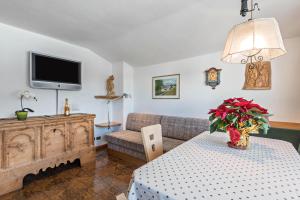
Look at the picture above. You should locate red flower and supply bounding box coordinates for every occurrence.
[224,98,235,104]
[208,104,236,120]
[233,100,252,107]
[227,127,241,145]
[236,97,247,102]
[224,97,247,104]
[246,103,268,114]
[217,105,233,119]
[208,108,219,114]
[239,115,250,123]
[208,106,227,117]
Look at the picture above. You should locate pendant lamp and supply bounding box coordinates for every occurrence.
[221,0,286,64]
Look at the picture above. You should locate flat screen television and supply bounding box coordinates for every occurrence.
[30,52,82,90]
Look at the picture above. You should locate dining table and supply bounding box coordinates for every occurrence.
[128,131,300,200]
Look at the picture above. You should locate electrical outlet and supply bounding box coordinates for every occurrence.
[95,136,101,141]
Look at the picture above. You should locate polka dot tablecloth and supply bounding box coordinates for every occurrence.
[128,131,300,200]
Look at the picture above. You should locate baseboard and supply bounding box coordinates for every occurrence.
[95,143,108,151]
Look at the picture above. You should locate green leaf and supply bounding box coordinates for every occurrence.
[226,114,233,121]
[216,120,229,132]
[232,116,238,124]
[226,114,238,124]
[245,120,253,127]
[210,123,217,133]
[217,129,227,133]
[248,107,262,113]
[262,113,273,117]
[210,118,221,133]
[209,114,215,122]
[260,123,270,135]
[259,117,269,123]
[246,111,260,117]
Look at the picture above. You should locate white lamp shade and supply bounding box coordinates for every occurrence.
[222,18,287,63]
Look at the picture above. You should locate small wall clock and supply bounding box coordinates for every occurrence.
[205,67,222,89]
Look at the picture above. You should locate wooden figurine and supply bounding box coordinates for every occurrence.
[106,75,115,97]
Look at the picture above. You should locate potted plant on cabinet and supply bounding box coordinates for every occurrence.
[15,90,37,120]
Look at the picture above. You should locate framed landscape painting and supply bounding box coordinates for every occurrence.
[152,74,180,99]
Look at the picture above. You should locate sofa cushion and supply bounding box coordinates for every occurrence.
[106,130,185,155]
[107,143,146,161]
[161,116,209,141]
[162,137,184,152]
[126,113,162,132]
[105,130,144,153]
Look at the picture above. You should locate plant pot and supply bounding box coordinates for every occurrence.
[16,111,28,121]
[227,131,250,150]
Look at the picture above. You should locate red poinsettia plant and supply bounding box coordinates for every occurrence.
[208,98,271,145]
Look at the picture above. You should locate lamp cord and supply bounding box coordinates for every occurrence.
[105,93,129,130]
[56,89,58,115]
[250,0,253,20]
[107,100,111,130]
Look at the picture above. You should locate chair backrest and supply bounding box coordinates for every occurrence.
[141,124,163,162]
[116,193,127,200]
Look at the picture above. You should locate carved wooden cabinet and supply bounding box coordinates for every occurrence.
[0,114,96,196]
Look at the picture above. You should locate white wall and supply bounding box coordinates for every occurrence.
[111,62,134,129]
[134,37,300,123]
[112,62,124,124]
[0,23,112,128]
[122,62,134,127]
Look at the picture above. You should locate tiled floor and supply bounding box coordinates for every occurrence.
[0,150,143,200]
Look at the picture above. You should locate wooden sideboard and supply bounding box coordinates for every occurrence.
[0,114,96,196]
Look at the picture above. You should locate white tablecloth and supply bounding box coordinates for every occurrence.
[128,131,300,200]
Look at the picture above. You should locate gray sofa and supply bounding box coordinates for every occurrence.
[105,113,209,161]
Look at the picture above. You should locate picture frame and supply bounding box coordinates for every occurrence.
[152,74,180,99]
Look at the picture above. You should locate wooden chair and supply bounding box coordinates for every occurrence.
[141,124,163,162]
[116,193,127,200]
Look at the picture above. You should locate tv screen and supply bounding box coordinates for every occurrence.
[30,52,81,90]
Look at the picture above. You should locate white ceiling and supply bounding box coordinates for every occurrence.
[0,0,299,67]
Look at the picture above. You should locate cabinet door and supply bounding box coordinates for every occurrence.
[3,127,38,168]
[43,124,67,158]
[70,121,91,151]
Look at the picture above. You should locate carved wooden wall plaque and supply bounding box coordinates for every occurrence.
[243,61,271,90]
